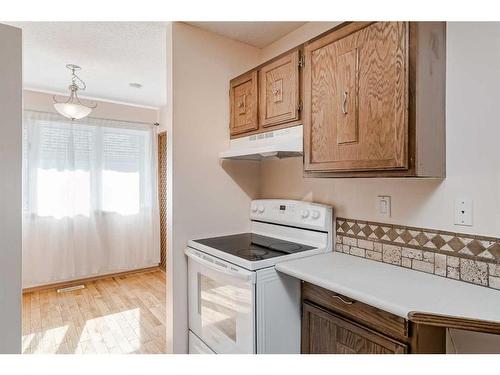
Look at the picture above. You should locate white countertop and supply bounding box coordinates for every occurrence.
[275,252,500,324]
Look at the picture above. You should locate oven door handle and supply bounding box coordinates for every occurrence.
[185,247,256,283]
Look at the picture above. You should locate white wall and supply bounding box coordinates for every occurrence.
[24,89,159,124]
[166,22,262,353]
[260,22,500,238]
[0,23,22,353]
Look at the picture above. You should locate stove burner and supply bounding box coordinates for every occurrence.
[268,242,302,252]
[193,233,317,264]
[236,249,269,259]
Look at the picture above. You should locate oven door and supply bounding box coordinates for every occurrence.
[186,247,256,354]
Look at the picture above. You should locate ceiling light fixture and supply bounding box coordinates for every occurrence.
[53,64,97,120]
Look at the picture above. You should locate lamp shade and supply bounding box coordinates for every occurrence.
[54,102,92,120]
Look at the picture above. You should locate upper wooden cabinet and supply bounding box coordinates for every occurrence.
[303,22,446,177]
[228,22,446,177]
[259,50,300,128]
[229,49,302,138]
[229,71,258,136]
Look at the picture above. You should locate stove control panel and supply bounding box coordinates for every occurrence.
[250,199,332,232]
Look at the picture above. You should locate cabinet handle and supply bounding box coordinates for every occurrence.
[333,294,354,305]
[237,94,247,114]
[342,91,348,115]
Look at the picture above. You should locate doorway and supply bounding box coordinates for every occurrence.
[8,21,169,354]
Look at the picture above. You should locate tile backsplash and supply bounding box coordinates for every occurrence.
[336,218,500,290]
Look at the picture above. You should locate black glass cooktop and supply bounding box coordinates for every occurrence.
[193,233,315,262]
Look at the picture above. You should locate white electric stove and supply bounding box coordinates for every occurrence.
[186,199,333,354]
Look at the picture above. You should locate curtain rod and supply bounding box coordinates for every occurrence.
[24,109,160,127]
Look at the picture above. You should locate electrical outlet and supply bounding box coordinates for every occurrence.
[454,198,473,226]
[377,196,391,219]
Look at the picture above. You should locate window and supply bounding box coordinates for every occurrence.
[23,111,156,219]
[22,110,160,287]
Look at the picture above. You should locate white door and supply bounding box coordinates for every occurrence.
[186,248,256,354]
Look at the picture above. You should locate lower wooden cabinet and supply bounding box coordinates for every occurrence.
[301,282,446,354]
[302,302,407,354]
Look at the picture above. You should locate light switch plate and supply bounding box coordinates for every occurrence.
[377,196,391,219]
[454,198,473,226]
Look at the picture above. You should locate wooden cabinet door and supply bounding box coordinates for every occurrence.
[259,50,300,127]
[304,22,408,172]
[301,303,407,354]
[230,71,258,136]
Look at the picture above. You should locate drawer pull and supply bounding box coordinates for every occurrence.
[333,294,354,305]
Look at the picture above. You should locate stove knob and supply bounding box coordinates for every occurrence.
[311,210,320,220]
[251,203,258,213]
[258,205,265,213]
[301,209,310,219]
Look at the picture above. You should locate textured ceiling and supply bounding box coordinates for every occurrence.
[7,22,167,107]
[187,22,306,48]
[8,22,307,107]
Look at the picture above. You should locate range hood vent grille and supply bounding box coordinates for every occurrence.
[219,125,303,161]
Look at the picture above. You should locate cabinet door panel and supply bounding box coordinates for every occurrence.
[335,47,358,145]
[308,304,337,353]
[230,71,258,136]
[302,303,407,354]
[259,50,300,127]
[355,21,407,169]
[304,22,408,172]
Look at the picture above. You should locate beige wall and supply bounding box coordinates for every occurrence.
[260,22,500,239]
[157,105,168,134]
[23,89,159,124]
[258,21,500,353]
[260,22,340,62]
[0,23,22,353]
[161,20,173,350]
[166,22,262,353]
[165,21,500,353]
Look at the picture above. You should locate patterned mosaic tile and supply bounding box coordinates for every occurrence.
[336,218,500,261]
[336,218,500,290]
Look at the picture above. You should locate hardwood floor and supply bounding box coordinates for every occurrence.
[22,270,166,354]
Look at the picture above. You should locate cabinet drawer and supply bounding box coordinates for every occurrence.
[302,282,408,340]
[302,302,407,354]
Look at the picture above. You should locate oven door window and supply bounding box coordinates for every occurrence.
[188,256,255,354]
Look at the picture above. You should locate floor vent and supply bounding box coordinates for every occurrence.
[57,284,85,293]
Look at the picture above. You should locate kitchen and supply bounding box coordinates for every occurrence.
[171,21,500,354]
[1,2,500,371]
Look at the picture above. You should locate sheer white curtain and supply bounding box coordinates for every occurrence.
[22,110,160,287]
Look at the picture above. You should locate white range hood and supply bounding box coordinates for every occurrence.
[219,125,303,160]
